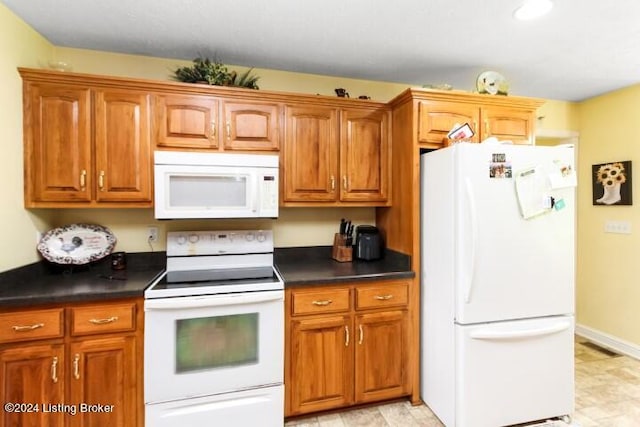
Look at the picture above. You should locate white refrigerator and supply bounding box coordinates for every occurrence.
[420,143,576,427]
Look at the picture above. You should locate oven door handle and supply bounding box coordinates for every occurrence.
[145,292,283,310]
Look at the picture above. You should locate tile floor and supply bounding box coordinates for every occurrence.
[285,337,640,426]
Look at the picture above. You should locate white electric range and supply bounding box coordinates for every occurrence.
[144,229,284,427]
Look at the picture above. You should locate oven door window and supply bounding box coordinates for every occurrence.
[176,313,258,373]
[169,174,249,208]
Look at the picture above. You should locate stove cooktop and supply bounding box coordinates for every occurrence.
[144,267,284,299]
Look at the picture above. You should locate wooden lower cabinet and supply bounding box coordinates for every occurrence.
[289,315,353,414]
[354,310,408,403]
[285,280,410,417]
[0,344,65,427]
[0,299,142,427]
[68,336,137,427]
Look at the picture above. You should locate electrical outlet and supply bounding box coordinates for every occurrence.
[147,226,159,243]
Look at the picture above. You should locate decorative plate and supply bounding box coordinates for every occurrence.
[37,224,117,265]
[476,71,509,95]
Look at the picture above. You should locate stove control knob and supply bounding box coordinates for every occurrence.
[176,235,187,245]
[245,232,255,241]
[257,232,266,242]
[188,234,199,244]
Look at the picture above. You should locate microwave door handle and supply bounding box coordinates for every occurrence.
[253,190,258,213]
[251,174,258,213]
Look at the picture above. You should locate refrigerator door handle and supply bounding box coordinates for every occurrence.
[469,320,572,341]
[463,178,478,303]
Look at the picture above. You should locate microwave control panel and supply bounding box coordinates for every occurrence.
[260,171,279,216]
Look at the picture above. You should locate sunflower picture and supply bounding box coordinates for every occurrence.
[592,161,632,205]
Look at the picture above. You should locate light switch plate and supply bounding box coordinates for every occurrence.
[604,220,632,234]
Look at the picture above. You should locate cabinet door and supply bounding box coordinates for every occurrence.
[68,336,137,427]
[25,85,91,204]
[354,310,408,403]
[340,109,390,203]
[417,101,480,146]
[283,106,339,202]
[222,101,280,151]
[289,315,353,415]
[94,90,152,203]
[481,107,535,145]
[0,344,65,427]
[154,95,219,149]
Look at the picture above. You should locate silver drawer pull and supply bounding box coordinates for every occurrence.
[12,323,45,332]
[89,316,118,325]
[374,294,394,301]
[312,300,332,306]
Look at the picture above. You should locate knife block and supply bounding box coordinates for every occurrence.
[332,233,352,262]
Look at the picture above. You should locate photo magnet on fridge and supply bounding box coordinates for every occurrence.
[489,162,512,178]
[447,122,475,140]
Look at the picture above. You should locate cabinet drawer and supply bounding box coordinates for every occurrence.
[70,302,136,336]
[291,288,350,315]
[0,308,64,344]
[355,282,409,310]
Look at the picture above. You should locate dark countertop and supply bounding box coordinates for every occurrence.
[0,247,413,307]
[0,252,165,308]
[275,246,414,286]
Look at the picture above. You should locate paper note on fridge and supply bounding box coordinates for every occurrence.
[515,167,552,219]
[548,163,577,189]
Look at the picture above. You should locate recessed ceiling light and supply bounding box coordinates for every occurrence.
[514,0,553,20]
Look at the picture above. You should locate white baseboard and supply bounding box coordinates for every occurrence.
[575,323,640,360]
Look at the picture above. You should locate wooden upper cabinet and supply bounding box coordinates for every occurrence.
[25,84,92,204]
[481,107,535,145]
[283,104,391,206]
[154,95,280,151]
[154,94,219,149]
[283,105,339,202]
[222,101,280,151]
[418,101,480,146]
[94,90,152,203]
[22,79,152,207]
[340,108,390,203]
[416,97,538,148]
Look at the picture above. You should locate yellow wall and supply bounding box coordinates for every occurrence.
[576,84,640,345]
[537,99,580,132]
[0,4,55,272]
[54,47,409,102]
[53,207,375,253]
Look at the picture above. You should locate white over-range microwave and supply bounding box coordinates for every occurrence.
[154,151,279,219]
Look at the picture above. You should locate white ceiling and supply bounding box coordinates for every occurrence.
[3,0,640,101]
